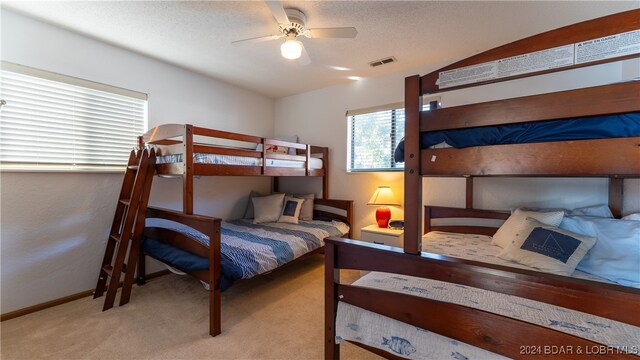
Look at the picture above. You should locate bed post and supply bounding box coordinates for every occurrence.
[209,217,222,336]
[322,147,329,199]
[609,177,623,218]
[423,206,432,234]
[183,124,194,214]
[466,177,474,209]
[404,75,422,255]
[137,135,144,150]
[324,241,340,360]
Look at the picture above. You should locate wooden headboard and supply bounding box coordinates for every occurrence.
[424,206,510,236]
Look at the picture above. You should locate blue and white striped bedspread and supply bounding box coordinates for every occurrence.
[220,220,346,279]
[144,218,348,282]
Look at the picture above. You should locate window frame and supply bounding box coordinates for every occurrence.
[0,62,148,173]
[346,98,441,173]
[346,102,405,173]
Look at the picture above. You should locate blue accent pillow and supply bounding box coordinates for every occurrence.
[498,217,596,276]
[560,215,640,288]
[520,228,581,263]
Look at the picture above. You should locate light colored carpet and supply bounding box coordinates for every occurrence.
[1,256,381,360]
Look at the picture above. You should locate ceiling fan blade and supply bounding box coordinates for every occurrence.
[264,1,290,25]
[298,42,311,66]
[306,27,358,39]
[232,34,284,45]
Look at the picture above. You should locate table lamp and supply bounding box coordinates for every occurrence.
[367,186,400,228]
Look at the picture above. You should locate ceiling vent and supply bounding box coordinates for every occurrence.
[369,56,397,67]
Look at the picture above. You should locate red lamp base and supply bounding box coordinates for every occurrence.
[376,206,391,228]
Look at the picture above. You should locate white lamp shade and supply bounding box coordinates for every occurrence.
[367,186,400,206]
[280,38,303,59]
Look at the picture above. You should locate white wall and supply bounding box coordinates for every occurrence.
[0,11,274,314]
[275,58,640,240]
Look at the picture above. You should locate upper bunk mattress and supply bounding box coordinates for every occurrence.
[336,231,639,359]
[156,153,323,169]
[143,218,348,290]
[394,112,640,162]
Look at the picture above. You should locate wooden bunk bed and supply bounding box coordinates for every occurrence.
[326,9,640,359]
[137,123,331,214]
[133,124,353,337]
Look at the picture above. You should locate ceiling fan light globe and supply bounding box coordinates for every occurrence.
[280,39,303,60]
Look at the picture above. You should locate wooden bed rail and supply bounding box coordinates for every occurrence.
[336,283,634,359]
[139,124,327,156]
[422,137,640,177]
[324,238,640,359]
[314,199,354,238]
[424,206,510,236]
[421,81,640,132]
[139,206,222,336]
[420,9,640,94]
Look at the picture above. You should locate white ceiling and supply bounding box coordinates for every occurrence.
[3,1,638,98]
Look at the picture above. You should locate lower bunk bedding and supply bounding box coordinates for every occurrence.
[335,231,640,359]
[144,218,349,290]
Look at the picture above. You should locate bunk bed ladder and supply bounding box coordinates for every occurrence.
[93,147,156,311]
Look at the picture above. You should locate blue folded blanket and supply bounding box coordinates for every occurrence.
[394,112,640,162]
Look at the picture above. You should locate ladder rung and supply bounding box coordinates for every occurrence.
[127,165,139,171]
[102,265,113,277]
[119,199,131,206]
[110,234,122,243]
[102,264,127,277]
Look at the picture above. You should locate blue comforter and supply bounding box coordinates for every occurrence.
[394,112,640,162]
[143,218,348,290]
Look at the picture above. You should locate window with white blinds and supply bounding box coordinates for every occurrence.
[0,62,147,171]
[347,104,406,172]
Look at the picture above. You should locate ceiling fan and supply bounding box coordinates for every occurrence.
[232,1,358,65]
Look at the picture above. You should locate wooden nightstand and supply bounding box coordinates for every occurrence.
[360,224,404,247]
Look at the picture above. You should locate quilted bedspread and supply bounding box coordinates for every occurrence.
[143,218,348,290]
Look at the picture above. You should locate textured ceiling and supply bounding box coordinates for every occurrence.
[3,1,639,98]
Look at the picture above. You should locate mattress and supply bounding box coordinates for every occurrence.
[156,153,324,169]
[335,232,640,359]
[394,112,640,162]
[421,231,612,283]
[143,218,348,290]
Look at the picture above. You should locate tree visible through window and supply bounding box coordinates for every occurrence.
[347,106,405,172]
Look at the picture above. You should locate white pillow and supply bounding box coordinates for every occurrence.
[253,193,285,224]
[492,208,564,248]
[511,204,613,218]
[622,213,640,221]
[498,217,597,276]
[278,196,305,224]
[561,215,640,287]
[243,190,267,219]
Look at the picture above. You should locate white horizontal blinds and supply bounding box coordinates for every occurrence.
[1,66,147,170]
[348,106,405,172]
